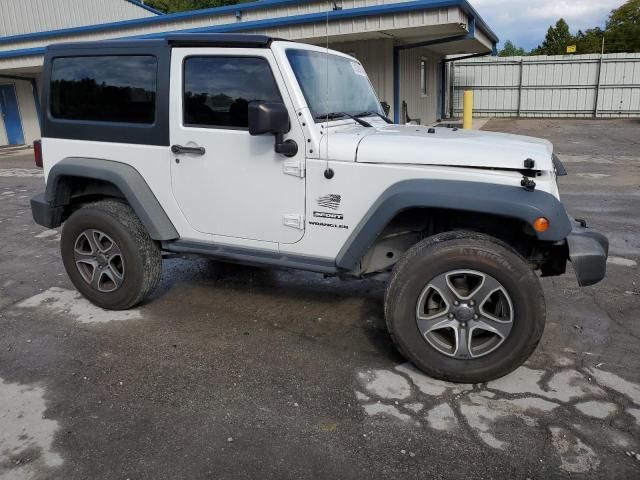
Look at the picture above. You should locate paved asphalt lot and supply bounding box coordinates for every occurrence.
[1,119,639,479]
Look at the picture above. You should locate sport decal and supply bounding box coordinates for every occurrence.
[313,211,343,220]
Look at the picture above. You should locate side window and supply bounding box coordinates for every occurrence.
[183,56,282,129]
[50,55,157,124]
[420,57,429,96]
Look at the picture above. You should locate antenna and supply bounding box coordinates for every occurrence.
[325,1,330,172]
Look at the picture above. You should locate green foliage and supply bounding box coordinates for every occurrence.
[145,0,243,13]
[498,40,527,57]
[531,19,573,55]
[528,1,639,55]
[574,27,605,54]
[605,0,640,52]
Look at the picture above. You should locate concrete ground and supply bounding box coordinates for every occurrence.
[1,119,639,480]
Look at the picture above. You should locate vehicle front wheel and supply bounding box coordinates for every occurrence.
[385,231,545,383]
[61,200,162,310]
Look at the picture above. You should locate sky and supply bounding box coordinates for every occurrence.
[473,0,624,50]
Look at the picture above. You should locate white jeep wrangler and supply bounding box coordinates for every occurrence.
[31,34,608,382]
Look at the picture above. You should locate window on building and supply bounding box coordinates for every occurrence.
[420,57,429,96]
[50,55,157,124]
[183,57,282,129]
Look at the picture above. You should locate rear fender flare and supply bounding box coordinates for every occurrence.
[46,157,178,241]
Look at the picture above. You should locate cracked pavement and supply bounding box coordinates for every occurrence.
[1,119,639,479]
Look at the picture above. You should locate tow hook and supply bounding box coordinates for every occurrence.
[521,176,536,191]
[575,217,588,228]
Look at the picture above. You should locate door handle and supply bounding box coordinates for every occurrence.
[171,144,205,155]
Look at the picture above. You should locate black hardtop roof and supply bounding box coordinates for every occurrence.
[45,33,283,52]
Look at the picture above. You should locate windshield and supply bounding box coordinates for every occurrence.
[286,49,383,122]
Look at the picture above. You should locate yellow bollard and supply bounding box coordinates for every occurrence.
[462,90,473,129]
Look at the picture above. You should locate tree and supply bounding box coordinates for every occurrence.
[531,18,573,55]
[605,0,640,52]
[574,27,605,54]
[498,40,527,57]
[145,0,243,13]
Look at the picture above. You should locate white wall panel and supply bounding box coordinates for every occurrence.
[0,0,156,37]
[451,53,640,118]
[399,47,441,124]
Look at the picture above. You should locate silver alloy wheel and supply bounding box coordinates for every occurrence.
[73,229,125,293]
[415,269,513,359]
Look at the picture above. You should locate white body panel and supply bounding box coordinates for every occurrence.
[40,40,561,267]
[42,138,209,243]
[281,159,556,261]
[346,123,553,171]
[169,47,306,245]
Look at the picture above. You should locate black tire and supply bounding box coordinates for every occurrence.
[385,231,545,383]
[61,200,162,310]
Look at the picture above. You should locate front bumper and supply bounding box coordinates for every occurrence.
[566,226,609,286]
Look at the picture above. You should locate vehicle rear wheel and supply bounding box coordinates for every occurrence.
[385,231,545,383]
[61,200,162,310]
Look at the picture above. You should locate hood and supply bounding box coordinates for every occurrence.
[320,123,554,171]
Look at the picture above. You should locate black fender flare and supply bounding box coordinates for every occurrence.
[45,157,178,241]
[335,179,572,270]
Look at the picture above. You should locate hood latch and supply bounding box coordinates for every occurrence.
[521,176,536,192]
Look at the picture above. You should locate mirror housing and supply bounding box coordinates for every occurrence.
[381,101,391,117]
[248,101,298,157]
[248,101,289,135]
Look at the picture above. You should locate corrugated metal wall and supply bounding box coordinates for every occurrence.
[399,47,441,124]
[0,0,156,38]
[450,53,640,118]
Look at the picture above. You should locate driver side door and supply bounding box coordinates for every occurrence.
[169,48,306,244]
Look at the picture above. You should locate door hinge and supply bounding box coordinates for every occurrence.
[283,213,305,230]
[283,159,305,178]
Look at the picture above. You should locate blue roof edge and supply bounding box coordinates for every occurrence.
[0,0,498,58]
[0,0,308,45]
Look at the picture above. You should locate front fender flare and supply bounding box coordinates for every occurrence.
[45,157,178,241]
[336,179,572,270]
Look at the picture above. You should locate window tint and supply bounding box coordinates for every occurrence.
[183,57,282,128]
[50,56,157,124]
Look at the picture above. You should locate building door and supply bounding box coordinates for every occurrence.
[169,48,306,244]
[0,85,25,145]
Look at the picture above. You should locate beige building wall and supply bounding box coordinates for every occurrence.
[0,0,156,38]
[399,47,442,124]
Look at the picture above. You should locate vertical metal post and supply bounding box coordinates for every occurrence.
[463,90,473,129]
[594,36,605,118]
[516,58,524,117]
[439,61,446,120]
[393,47,400,124]
[449,61,455,118]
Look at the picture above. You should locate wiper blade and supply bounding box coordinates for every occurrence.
[355,111,393,124]
[315,112,372,127]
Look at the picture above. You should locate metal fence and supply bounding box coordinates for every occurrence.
[449,53,640,118]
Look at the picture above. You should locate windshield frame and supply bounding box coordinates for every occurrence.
[284,48,384,124]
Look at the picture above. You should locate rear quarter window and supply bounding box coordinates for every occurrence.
[50,55,157,124]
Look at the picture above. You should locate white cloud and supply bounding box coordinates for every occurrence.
[473,0,622,49]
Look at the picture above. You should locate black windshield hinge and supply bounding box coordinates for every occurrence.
[521,176,536,192]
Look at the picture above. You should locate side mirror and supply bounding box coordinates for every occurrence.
[381,101,391,117]
[248,101,298,157]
